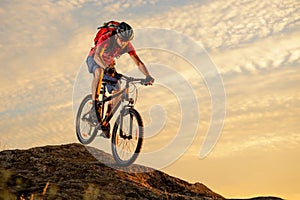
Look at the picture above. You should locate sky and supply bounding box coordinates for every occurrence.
[1,0,300,199]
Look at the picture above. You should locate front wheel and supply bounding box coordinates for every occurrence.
[111,108,144,166]
[76,94,98,144]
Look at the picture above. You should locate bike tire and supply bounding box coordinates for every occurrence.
[76,94,98,144]
[111,108,144,167]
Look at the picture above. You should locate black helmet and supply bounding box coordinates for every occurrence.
[116,22,134,41]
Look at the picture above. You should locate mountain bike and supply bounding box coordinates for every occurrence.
[76,74,147,166]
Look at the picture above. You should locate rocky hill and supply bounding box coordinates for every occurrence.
[0,143,282,200]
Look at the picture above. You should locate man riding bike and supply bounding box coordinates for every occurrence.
[86,21,154,138]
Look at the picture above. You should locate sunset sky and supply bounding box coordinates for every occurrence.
[1,0,300,199]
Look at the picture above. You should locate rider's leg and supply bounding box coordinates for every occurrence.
[86,55,105,124]
[90,67,104,123]
[92,68,104,101]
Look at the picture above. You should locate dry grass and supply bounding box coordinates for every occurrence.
[0,169,16,200]
[0,169,60,200]
[0,169,117,200]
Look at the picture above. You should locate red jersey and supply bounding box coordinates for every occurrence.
[89,32,136,65]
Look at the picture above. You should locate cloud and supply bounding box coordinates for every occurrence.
[128,0,300,76]
[205,66,300,158]
[1,0,299,86]
[212,30,300,74]
[0,1,71,50]
[0,70,76,149]
[139,0,300,50]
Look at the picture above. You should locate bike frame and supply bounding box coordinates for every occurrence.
[96,75,144,137]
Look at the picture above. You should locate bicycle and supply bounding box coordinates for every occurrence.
[76,73,147,166]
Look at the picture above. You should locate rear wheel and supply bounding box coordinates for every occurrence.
[76,94,98,144]
[111,108,144,166]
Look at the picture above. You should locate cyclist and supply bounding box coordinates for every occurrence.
[86,21,154,138]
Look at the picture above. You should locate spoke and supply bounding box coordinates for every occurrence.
[117,138,124,148]
[80,101,93,139]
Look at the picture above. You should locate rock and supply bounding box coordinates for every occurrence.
[0,143,282,200]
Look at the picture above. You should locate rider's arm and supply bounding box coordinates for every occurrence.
[130,54,150,76]
[130,54,154,84]
[94,45,107,69]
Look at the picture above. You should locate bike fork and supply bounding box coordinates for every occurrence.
[119,107,134,139]
[119,109,124,137]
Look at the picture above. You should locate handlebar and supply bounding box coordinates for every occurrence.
[120,74,148,85]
